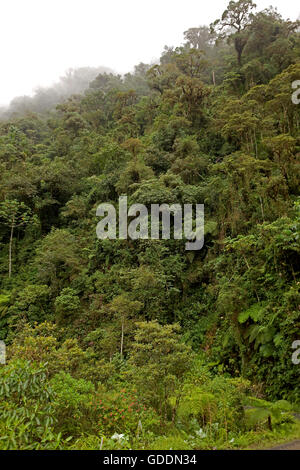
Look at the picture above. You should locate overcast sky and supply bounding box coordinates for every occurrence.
[0,0,299,105]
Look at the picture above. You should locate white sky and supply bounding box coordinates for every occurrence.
[0,0,299,105]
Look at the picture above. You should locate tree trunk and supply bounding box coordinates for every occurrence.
[120,319,124,359]
[9,221,14,278]
[237,49,242,66]
[267,415,272,431]
[234,36,244,66]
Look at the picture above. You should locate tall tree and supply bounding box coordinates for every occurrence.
[0,200,32,277]
[108,294,142,358]
[183,26,214,51]
[211,0,256,65]
[129,321,192,420]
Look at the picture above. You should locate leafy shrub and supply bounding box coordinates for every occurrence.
[245,397,295,430]
[92,387,160,436]
[0,360,61,449]
[50,371,95,436]
[55,288,81,323]
[174,385,218,428]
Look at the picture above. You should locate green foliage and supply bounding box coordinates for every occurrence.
[0,360,61,449]
[8,322,98,380]
[245,397,295,430]
[92,387,160,436]
[50,371,95,436]
[55,288,81,323]
[150,433,189,450]
[129,321,192,418]
[0,2,299,449]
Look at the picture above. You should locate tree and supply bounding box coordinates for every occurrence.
[173,48,207,79]
[121,138,143,160]
[129,321,192,420]
[34,229,81,291]
[107,294,142,358]
[184,26,214,51]
[55,288,81,324]
[211,0,256,65]
[0,199,32,277]
[243,8,300,74]
[175,75,210,123]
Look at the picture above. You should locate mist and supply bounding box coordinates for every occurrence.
[0,66,113,118]
[0,0,298,114]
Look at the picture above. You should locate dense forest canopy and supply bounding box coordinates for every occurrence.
[0,0,299,450]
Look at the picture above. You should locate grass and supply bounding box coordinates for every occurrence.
[239,422,300,450]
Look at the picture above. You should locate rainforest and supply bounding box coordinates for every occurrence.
[0,0,299,451]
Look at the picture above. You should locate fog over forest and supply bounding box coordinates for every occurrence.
[0,67,113,118]
[0,0,300,453]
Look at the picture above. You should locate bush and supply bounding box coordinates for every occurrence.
[50,371,95,436]
[0,360,62,449]
[91,386,160,436]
